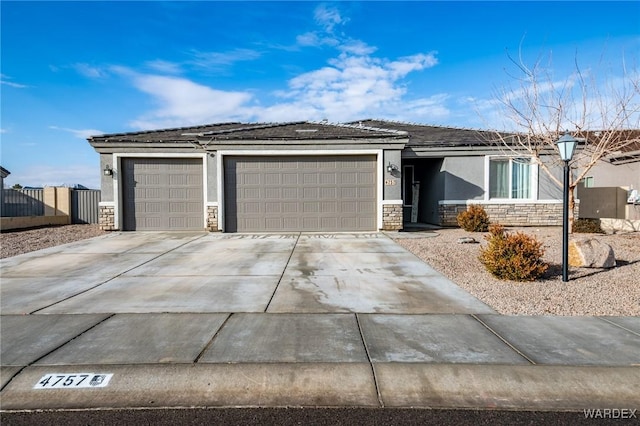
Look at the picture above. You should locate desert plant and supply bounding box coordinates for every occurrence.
[457,204,490,232]
[573,218,605,234]
[479,224,548,281]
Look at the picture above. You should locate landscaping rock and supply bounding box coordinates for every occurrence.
[457,237,479,244]
[569,238,616,268]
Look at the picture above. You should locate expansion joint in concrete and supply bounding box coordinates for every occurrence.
[264,232,301,312]
[0,313,116,393]
[471,314,536,365]
[29,233,210,315]
[598,317,640,338]
[355,313,384,408]
[194,314,233,363]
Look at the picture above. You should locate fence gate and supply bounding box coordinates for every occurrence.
[71,189,101,224]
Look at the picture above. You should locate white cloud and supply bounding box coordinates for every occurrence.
[50,126,105,139]
[113,5,446,128]
[118,45,443,126]
[314,4,347,33]
[188,48,262,69]
[73,63,108,79]
[0,74,28,88]
[263,51,441,122]
[296,32,338,48]
[145,60,183,74]
[0,128,7,134]
[127,74,254,129]
[338,40,377,56]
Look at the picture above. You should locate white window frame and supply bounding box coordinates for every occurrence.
[484,155,538,201]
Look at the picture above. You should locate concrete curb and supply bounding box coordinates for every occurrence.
[0,363,379,410]
[2,363,639,411]
[374,364,640,410]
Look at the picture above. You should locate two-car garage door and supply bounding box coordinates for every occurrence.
[224,155,377,232]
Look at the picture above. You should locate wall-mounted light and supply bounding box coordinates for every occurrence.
[104,164,113,176]
[386,162,399,173]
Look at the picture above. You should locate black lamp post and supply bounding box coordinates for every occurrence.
[556,132,578,282]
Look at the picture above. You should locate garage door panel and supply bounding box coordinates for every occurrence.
[282,173,299,185]
[224,155,376,232]
[122,158,203,231]
[282,187,298,198]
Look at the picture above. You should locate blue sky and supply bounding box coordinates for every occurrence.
[1,1,638,189]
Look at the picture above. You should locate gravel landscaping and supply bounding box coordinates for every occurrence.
[0,224,106,259]
[1,224,638,316]
[392,227,640,316]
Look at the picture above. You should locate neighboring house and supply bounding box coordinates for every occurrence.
[0,166,9,187]
[88,120,574,232]
[579,139,640,191]
[577,136,640,220]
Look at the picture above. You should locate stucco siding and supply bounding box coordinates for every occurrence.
[584,160,640,189]
[442,157,484,200]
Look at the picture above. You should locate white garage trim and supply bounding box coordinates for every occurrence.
[217,150,384,231]
[111,153,208,230]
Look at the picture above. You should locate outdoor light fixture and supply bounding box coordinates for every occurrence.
[556,131,578,162]
[556,131,578,282]
[386,162,398,173]
[103,164,113,176]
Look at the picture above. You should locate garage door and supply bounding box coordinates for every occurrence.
[224,155,377,232]
[121,158,203,231]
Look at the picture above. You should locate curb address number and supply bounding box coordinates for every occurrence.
[34,373,113,389]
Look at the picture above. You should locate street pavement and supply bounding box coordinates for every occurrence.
[1,232,638,411]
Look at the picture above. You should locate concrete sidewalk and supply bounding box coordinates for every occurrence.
[1,232,639,411]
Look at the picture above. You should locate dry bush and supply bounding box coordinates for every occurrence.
[456,205,490,232]
[479,224,548,281]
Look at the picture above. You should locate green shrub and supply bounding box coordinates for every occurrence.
[456,205,490,232]
[479,224,548,281]
[573,218,604,234]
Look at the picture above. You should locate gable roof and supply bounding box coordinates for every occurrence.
[88,121,407,144]
[348,119,507,148]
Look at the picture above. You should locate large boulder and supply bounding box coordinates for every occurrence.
[569,238,616,268]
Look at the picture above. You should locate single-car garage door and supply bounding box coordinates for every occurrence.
[224,155,377,232]
[121,158,203,231]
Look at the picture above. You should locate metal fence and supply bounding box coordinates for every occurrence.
[1,188,100,224]
[71,189,100,224]
[0,189,44,217]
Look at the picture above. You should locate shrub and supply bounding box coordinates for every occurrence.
[456,205,490,232]
[479,224,548,281]
[573,218,604,234]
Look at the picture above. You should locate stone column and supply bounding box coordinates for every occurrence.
[382,203,403,230]
[98,204,116,231]
[207,205,219,231]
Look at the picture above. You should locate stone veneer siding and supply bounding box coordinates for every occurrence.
[207,205,219,231]
[98,205,116,231]
[382,203,403,230]
[439,202,579,227]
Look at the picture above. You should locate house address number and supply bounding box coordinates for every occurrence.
[384,179,397,186]
[34,373,113,389]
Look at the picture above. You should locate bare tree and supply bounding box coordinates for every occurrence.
[483,50,640,230]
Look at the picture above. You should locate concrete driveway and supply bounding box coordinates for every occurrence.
[2,232,640,411]
[0,232,494,315]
